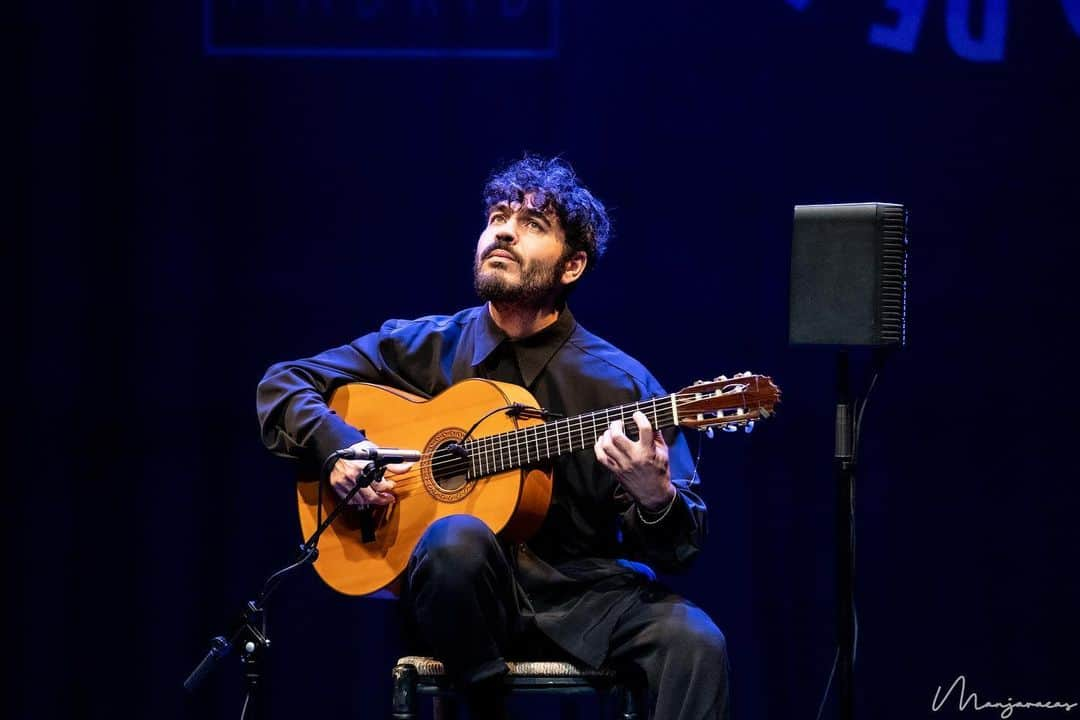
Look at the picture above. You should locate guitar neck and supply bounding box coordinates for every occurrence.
[462,395,677,477]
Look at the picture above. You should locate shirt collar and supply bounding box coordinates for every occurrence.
[470,304,577,386]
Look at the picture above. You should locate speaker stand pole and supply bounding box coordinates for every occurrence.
[835,350,855,720]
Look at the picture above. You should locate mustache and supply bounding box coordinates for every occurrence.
[480,242,522,264]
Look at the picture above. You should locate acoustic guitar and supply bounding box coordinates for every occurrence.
[297,373,780,597]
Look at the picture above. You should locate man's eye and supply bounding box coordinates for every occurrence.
[489,214,505,224]
[527,220,543,230]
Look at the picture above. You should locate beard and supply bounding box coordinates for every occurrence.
[473,246,566,306]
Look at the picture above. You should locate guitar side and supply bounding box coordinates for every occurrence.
[296,379,552,597]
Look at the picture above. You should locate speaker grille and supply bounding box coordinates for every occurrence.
[878,205,908,347]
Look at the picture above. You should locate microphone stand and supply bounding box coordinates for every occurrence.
[183,455,389,717]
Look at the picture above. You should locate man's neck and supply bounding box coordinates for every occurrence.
[487,301,560,340]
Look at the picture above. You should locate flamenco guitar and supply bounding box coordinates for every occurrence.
[297,373,780,597]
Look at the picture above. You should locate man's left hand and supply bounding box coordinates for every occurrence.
[594,411,676,511]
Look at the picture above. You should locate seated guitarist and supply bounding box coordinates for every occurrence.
[257,156,730,720]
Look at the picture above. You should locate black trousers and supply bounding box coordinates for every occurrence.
[399,515,731,720]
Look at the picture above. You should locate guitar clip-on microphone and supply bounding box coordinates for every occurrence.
[335,446,423,464]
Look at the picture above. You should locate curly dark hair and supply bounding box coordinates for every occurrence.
[482,156,610,270]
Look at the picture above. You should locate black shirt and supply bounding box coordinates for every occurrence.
[257,304,709,666]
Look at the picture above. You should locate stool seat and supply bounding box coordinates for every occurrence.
[391,655,645,718]
[396,655,618,680]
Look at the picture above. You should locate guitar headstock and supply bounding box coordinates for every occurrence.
[674,373,781,432]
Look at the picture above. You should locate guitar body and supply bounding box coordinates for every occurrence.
[294,371,780,598]
[296,379,552,597]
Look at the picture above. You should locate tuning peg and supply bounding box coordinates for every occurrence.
[714,374,728,381]
[722,424,737,433]
[744,420,755,434]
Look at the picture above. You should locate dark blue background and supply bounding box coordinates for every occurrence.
[18,2,1080,718]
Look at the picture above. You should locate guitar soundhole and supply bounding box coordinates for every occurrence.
[432,441,469,493]
[421,430,474,503]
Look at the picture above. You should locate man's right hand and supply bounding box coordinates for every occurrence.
[330,440,411,506]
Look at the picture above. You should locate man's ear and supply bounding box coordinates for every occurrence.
[560,250,588,285]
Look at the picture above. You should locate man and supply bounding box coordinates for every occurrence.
[257,156,730,719]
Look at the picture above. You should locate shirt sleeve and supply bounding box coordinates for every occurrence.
[256,321,402,465]
[614,426,708,574]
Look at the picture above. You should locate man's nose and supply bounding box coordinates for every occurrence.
[495,220,518,244]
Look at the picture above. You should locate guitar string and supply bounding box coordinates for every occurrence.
[359,386,770,487]
[355,391,725,479]
[350,386,772,495]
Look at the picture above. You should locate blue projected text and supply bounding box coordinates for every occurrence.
[790,0,1080,62]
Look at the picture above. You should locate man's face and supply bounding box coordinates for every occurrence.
[474,196,575,305]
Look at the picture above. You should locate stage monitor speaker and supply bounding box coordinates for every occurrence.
[789,202,908,347]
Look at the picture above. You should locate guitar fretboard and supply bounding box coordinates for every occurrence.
[461,395,678,478]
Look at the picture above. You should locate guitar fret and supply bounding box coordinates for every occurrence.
[468,390,689,478]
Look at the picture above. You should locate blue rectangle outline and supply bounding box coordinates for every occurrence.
[203,0,560,59]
